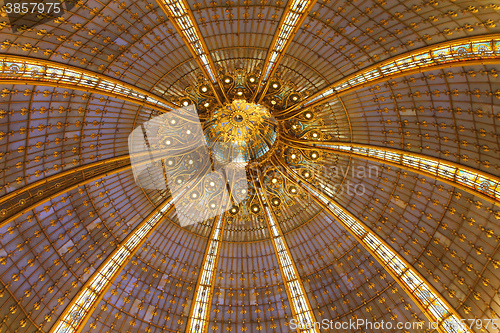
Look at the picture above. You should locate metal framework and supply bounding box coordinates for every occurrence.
[253,0,318,103]
[284,138,500,206]
[155,0,227,104]
[274,156,473,333]
[276,34,500,119]
[0,155,130,207]
[0,55,176,112]
[252,174,319,332]
[50,197,176,333]
[0,279,38,330]
[185,213,227,332]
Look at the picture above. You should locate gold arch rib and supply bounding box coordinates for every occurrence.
[0,155,131,207]
[49,197,176,333]
[251,173,319,332]
[253,0,318,103]
[284,138,500,206]
[0,159,132,230]
[276,34,500,119]
[0,149,195,230]
[0,55,176,112]
[185,213,227,332]
[155,0,227,104]
[274,156,473,333]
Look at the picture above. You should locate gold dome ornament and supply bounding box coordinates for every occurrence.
[204,100,278,165]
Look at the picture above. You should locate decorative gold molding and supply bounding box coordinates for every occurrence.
[277,34,500,119]
[254,0,318,103]
[155,0,227,104]
[0,55,176,112]
[185,213,227,332]
[0,155,130,207]
[0,162,132,230]
[251,173,319,333]
[284,138,500,206]
[274,156,473,333]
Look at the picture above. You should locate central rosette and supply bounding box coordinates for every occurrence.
[204,100,278,165]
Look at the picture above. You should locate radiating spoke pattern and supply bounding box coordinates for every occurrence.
[0,56,175,112]
[277,158,473,333]
[285,138,500,205]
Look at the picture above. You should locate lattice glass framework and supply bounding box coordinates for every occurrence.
[300,35,500,108]
[313,142,500,204]
[187,214,226,332]
[159,0,216,83]
[261,0,315,82]
[258,188,318,333]
[295,179,473,333]
[0,56,175,111]
[51,199,175,333]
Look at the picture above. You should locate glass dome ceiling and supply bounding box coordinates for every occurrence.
[0,1,500,333]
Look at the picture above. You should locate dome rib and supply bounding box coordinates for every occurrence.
[185,213,227,332]
[0,156,131,230]
[0,55,176,112]
[156,0,227,104]
[250,169,319,332]
[276,34,500,120]
[50,197,175,333]
[285,138,500,206]
[252,0,319,103]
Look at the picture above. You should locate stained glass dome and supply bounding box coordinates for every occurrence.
[204,100,278,165]
[1,1,500,333]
